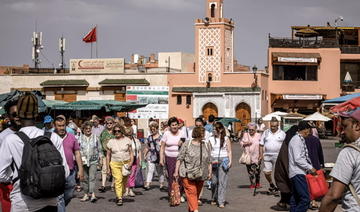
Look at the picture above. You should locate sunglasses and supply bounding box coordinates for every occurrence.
[10,112,18,118]
[113,130,121,133]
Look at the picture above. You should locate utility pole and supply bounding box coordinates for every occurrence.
[59,36,66,69]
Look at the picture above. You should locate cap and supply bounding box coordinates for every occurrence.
[43,115,53,124]
[105,116,114,122]
[55,115,66,121]
[298,121,312,131]
[339,108,360,122]
[92,115,100,121]
[178,119,184,124]
[17,93,38,119]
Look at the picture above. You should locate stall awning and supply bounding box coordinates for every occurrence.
[323,92,360,103]
[272,52,321,64]
[51,100,147,112]
[40,80,89,87]
[99,79,150,86]
[172,87,260,93]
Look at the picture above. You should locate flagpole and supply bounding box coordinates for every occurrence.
[91,42,93,58]
[96,24,98,58]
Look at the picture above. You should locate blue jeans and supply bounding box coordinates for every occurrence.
[58,170,76,212]
[290,174,310,212]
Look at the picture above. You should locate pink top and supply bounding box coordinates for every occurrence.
[240,132,261,164]
[161,130,182,157]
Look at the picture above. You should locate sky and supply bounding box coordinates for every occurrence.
[0,0,359,69]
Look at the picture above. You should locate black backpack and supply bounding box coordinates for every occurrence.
[14,131,66,199]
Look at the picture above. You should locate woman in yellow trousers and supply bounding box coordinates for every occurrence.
[106,124,134,206]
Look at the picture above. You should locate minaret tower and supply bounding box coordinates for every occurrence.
[195,0,234,83]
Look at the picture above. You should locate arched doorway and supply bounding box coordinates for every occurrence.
[202,102,218,120]
[235,103,251,132]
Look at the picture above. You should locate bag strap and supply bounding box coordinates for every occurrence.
[16,131,30,145]
[343,144,360,205]
[131,137,137,157]
[44,131,52,139]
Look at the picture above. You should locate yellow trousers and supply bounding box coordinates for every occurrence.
[110,161,129,199]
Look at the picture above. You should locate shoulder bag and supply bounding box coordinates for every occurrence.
[184,141,203,180]
[239,133,252,165]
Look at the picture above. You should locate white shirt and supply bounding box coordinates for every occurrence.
[209,136,229,158]
[260,128,286,156]
[288,133,313,178]
[0,128,15,148]
[0,126,70,212]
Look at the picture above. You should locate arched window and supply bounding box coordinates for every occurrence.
[211,4,216,18]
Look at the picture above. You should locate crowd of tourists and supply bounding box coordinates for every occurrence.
[0,92,359,212]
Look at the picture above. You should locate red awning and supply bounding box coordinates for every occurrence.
[330,96,360,113]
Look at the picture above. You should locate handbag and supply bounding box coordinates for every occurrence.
[239,151,251,165]
[239,133,252,165]
[122,164,131,177]
[169,180,181,206]
[305,170,328,200]
[185,141,203,180]
[135,167,144,188]
[149,135,160,163]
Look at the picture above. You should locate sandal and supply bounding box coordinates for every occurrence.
[80,195,90,202]
[219,204,225,208]
[198,199,203,206]
[116,198,123,206]
[211,201,217,206]
[75,186,82,192]
[98,186,106,193]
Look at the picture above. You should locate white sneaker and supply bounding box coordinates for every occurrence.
[124,190,129,197]
[180,196,186,203]
[129,189,135,197]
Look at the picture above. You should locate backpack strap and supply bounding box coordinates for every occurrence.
[343,144,360,206]
[12,132,31,184]
[44,131,52,139]
[16,131,31,145]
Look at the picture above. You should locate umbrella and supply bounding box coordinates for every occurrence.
[330,96,360,113]
[262,111,288,121]
[215,117,241,127]
[303,112,331,121]
[295,28,319,38]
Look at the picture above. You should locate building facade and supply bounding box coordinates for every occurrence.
[268,26,360,114]
[168,0,269,131]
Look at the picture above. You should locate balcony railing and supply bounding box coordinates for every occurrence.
[269,37,338,48]
[340,46,360,54]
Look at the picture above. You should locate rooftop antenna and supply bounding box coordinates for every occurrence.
[59,35,66,69]
[32,21,43,69]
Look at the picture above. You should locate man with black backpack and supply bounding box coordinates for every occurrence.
[0,93,69,212]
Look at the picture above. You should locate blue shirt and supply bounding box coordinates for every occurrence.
[50,127,75,135]
[205,123,213,133]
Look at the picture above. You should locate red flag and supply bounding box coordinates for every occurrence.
[82,27,96,43]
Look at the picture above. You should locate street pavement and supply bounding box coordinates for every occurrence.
[66,137,342,212]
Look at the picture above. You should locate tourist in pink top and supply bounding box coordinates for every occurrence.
[240,123,261,189]
[160,117,185,201]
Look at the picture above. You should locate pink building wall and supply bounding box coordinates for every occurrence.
[267,47,344,112]
[168,72,268,124]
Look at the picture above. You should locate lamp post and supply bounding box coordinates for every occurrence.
[251,65,258,89]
